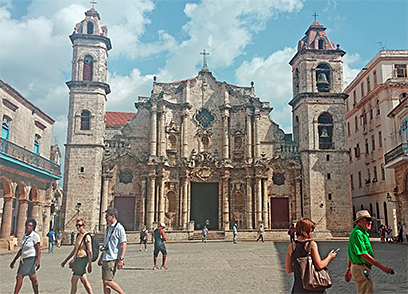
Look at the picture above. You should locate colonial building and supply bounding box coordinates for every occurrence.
[384,74,408,237]
[345,50,408,234]
[62,8,352,239]
[0,78,61,248]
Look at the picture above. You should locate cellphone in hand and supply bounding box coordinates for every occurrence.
[333,248,340,254]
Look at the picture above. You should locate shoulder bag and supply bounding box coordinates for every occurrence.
[296,241,332,291]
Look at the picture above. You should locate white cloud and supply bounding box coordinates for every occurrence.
[235,47,296,128]
[343,53,361,89]
[157,0,304,81]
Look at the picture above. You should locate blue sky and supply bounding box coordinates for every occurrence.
[0,0,407,164]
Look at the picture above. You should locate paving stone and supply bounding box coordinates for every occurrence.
[0,241,406,293]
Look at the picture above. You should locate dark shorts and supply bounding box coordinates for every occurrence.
[17,256,37,276]
[153,243,167,257]
[140,238,147,245]
[73,257,88,276]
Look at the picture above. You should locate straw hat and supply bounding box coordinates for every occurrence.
[354,210,375,223]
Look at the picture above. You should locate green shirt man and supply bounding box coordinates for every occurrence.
[344,210,394,294]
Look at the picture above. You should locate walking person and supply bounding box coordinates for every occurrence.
[10,219,41,294]
[379,225,385,243]
[97,208,127,294]
[153,223,168,270]
[61,219,93,294]
[256,225,264,242]
[202,225,208,243]
[233,223,238,244]
[344,210,394,294]
[288,223,295,243]
[139,226,148,251]
[285,218,337,294]
[397,222,404,242]
[47,228,56,253]
[56,230,63,247]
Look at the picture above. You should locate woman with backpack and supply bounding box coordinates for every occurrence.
[61,218,93,294]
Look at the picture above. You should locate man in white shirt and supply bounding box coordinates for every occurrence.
[97,209,127,294]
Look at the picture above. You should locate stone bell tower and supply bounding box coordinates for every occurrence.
[289,20,352,236]
[62,7,111,233]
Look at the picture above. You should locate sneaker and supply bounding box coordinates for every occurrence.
[161,265,168,270]
[153,266,159,270]
[145,248,147,251]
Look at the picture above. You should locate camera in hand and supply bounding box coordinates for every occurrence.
[100,245,108,252]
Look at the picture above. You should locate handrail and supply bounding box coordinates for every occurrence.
[0,137,61,176]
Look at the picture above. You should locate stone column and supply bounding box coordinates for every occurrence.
[245,174,253,229]
[186,180,191,225]
[255,176,262,227]
[16,199,28,239]
[182,176,188,229]
[181,111,188,158]
[150,106,157,157]
[141,178,147,226]
[222,171,230,230]
[158,174,165,223]
[222,109,230,159]
[100,174,111,230]
[159,108,166,158]
[31,201,41,226]
[0,197,13,239]
[254,113,260,158]
[246,109,252,159]
[262,179,269,229]
[146,170,156,229]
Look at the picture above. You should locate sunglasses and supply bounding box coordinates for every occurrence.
[363,219,373,223]
[76,224,84,227]
[26,224,33,227]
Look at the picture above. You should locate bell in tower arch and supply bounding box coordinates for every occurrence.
[317,72,329,92]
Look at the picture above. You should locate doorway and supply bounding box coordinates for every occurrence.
[190,182,219,230]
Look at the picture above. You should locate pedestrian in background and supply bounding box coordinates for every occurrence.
[153,223,168,270]
[285,217,337,294]
[202,225,208,243]
[233,223,238,244]
[397,222,404,242]
[47,228,56,253]
[57,230,63,247]
[344,210,394,294]
[288,223,295,243]
[10,219,41,294]
[61,218,93,294]
[139,226,148,251]
[256,225,264,242]
[97,208,127,294]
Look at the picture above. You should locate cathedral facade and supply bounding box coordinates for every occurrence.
[61,9,352,238]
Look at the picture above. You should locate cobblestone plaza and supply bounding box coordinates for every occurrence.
[0,241,406,293]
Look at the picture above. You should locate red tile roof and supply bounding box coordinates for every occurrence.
[106,112,136,125]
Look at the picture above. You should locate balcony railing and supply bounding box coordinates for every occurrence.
[384,143,408,165]
[0,137,61,176]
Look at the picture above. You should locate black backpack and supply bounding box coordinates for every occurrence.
[80,233,99,262]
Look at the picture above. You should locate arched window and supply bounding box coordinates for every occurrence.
[399,93,407,102]
[2,115,11,139]
[383,202,388,226]
[87,22,94,34]
[376,202,380,218]
[81,110,91,130]
[316,64,330,92]
[318,113,333,149]
[83,55,93,81]
[318,39,324,50]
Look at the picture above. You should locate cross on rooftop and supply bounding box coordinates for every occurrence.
[90,1,97,9]
[313,11,319,22]
[200,49,209,68]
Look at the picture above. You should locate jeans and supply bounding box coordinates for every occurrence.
[48,240,55,252]
[202,234,207,242]
[233,234,237,243]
